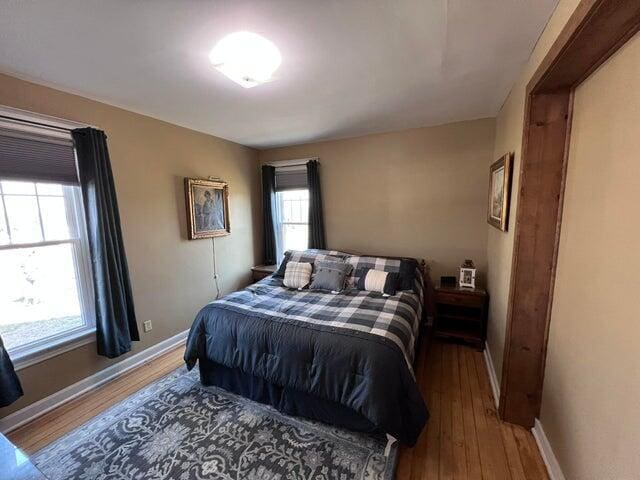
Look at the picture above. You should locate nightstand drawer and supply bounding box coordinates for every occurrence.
[436,291,485,308]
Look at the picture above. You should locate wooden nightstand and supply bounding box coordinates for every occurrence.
[434,285,488,349]
[251,264,276,282]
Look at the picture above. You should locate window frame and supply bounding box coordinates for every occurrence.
[0,108,96,369]
[274,188,310,262]
[0,181,96,369]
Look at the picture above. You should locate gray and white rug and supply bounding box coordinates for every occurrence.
[33,367,398,480]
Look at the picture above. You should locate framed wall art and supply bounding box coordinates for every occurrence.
[487,152,514,231]
[184,178,230,239]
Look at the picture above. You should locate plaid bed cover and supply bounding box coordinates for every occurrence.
[212,272,423,367]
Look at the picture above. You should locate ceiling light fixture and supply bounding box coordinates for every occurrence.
[209,31,282,88]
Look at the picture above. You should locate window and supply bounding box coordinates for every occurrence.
[275,189,309,262]
[0,179,94,361]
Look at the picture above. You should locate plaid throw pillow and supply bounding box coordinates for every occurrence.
[283,261,313,290]
[347,255,418,292]
[274,249,348,277]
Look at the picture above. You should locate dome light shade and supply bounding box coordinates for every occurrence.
[209,31,282,88]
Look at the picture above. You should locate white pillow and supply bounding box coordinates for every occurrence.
[364,269,389,293]
[283,261,313,290]
[356,268,398,296]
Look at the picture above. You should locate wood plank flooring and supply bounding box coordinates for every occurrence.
[397,341,549,480]
[7,341,549,479]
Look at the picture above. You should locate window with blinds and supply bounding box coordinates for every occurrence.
[0,115,94,365]
[273,165,309,262]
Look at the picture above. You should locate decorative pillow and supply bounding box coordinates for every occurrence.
[274,249,348,277]
[309,260,353,292]
[347,255,419,292]
[397,258,419,291]
[356,268,399,295]
[283,261,313,290]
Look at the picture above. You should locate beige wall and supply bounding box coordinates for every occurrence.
[259,119,496,281]
[539,31,640,480]
[486,0,581,384]
[488,1,640,478]
[0,73,261,417]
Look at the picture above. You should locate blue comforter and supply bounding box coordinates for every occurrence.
[184,276,428,445]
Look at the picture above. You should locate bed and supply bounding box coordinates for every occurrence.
[184,250,430,446]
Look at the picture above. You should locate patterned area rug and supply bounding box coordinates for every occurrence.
[33,367,398,480]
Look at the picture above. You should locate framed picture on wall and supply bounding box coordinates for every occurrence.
[185,178,230,239]
[487,152,514,231]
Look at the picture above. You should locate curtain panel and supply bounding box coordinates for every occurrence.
[262,165,277,265]
[306,160,326,249]
[72,128,139,358]
[0,336,23,407]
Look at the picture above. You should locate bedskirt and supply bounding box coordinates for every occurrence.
[198,357,379,434]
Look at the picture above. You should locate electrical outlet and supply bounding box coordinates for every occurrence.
[143,320,153,332]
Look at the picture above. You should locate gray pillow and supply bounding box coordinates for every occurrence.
[309,260,353,292]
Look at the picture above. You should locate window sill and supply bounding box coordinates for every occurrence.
[10,328,96,371]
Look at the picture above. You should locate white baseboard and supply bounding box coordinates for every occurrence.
[532,418,566,480]
[0,329,189,434]
[483,341,500,409]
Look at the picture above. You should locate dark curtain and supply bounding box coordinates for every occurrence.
[0,336,22,407]
[307,160,326,249]
[262,165,277,265]
[72,128,139,359]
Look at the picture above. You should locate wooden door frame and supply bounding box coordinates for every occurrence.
[499,0,640,426]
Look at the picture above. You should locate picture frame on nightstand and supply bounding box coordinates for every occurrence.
[459,259,476,289]
[459,268,476,289]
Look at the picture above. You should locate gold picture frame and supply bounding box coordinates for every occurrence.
[184,178,230,239]
[487,152,514,231]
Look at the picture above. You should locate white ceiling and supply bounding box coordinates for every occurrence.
[0,0,558,149]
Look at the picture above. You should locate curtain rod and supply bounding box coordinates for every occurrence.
[0,115,72,134]
[0,104,96,133]
[265,157,318,167]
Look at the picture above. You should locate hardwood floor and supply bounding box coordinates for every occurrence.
[397,341,549,480]
[8,340,549,479]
